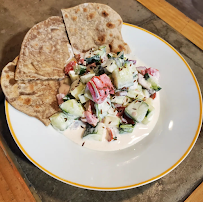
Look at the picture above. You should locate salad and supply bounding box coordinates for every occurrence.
[50,46,161,142]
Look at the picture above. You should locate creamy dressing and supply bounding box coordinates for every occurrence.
[60,53,161,151]
[63,93,160,151]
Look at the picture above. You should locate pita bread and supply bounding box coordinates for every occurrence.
[15,16,74,81]
[61,3,130,56]
[1,57,60,126]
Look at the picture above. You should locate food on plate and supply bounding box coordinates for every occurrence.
[50,46,162,142]
[1,57,60,126]
[61,3,130,56]
[15,16,74,80]
[1,2,161,139]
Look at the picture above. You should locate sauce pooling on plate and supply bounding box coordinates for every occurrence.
[63,93,160,151]
[50,47,162,150]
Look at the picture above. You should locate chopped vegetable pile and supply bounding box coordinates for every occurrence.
[50,46,161,142]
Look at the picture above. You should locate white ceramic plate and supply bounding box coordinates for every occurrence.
[5,23,202,191]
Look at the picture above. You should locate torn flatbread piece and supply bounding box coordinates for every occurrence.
[61,3,130,56]
[1,57,60,126]
[15,16,73,80]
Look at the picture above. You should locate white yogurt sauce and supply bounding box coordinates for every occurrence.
[63,93,160,151]
[62,55,161,151]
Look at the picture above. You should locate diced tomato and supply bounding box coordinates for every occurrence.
[78,58,85,65]
[116,107,125,117]
[87,74,114,104]
[56,93,65,105]
[84,111,98,127]
[146,68,160,79]
[123,113,135,124]
[99,74,115,94]
[150,93,156,99]
[64,61,77,75]
[106,128,114,142]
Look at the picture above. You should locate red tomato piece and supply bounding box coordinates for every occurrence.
[64,61,77,75]
[150,93,156,99]
[146,68,160,79]
[99,74,115,94]
[87,74,114,104]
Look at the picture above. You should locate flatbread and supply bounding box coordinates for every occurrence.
[15,16,74,81]
[61,3,130,56]
[1,57,60,126]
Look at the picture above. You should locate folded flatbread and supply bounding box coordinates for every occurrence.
[1,57,60,126]
[15,16,73,81]
[61,3,130,56]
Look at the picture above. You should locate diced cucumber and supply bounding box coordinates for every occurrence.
[137,84,142,91]
[95,97,111,121]
[50,112,72,131]
[83,122,106,141]
[119,124,135,134]
[125,100,149,122]
[144,73,161,92]
[70,79,85,100]
[142,89,150,98]
[80,73,95,84]
[84,87,93,100]
[104,59,117,73]
[112,66,134,89]
[123,61,138,77]
[128,81,138,91]
[103,115,120,127]
[78,90,89,103]
[60,99,84,118]
[111,96,125,104]
[74,65,86,75]
[68,70,79,82]
[127,90,144,100]
[145,98,153,106]
[117,51,124,59]
[142,105,155,125]
[138,73,151,90]
[113,58,124,68]
[107,52,117,59]
[96,46,107,61]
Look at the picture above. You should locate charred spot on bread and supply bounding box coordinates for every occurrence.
[7,65,15,72]
[106,22,115,29]
[23,97,31,105]
[97,35,106,43]
[75,8,80,13]
[87,12,96,20]
[9,78,17,85]
[72,16,77,21]
[102,10,109,17]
